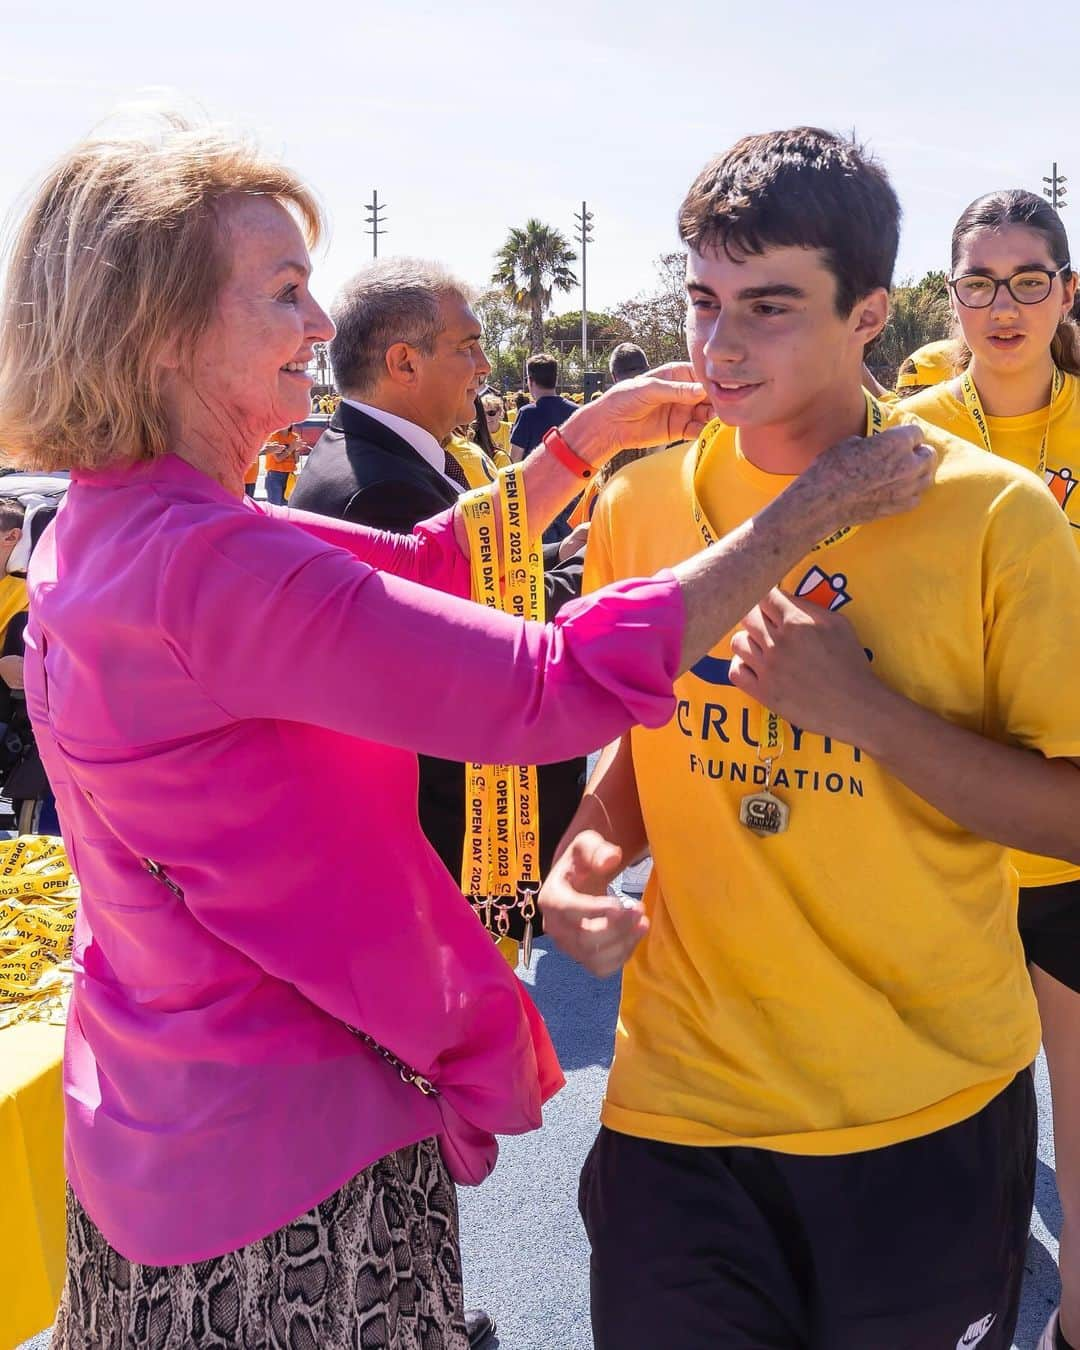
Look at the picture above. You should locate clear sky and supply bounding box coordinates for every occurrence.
[3,0,1078,322]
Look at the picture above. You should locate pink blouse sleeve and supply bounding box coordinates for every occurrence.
[261,503,469,597]
[163,509,684,765]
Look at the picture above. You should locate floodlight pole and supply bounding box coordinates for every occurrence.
[365,189,388,256]
[574,201,595,377]
[1043,163,1068,211]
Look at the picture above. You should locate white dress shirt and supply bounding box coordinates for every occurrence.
[342,399,461,491]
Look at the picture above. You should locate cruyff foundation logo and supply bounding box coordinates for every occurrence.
[690,566,853,685]
[1045,464,1078,512]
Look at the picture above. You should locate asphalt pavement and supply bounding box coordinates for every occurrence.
[21,938,1063,1349]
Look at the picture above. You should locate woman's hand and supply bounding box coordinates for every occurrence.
[539,830,649,978]
[561,364,713,467]
[796,424,936,532]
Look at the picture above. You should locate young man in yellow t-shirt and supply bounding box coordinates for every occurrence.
[540,129,1080,1350]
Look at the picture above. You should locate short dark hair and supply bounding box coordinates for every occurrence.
[526,353,559,389]
[609,342,649,382]
[0,498,24,534]
[677,127,900,315]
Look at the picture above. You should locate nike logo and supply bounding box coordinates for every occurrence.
[957,1312,996,1348]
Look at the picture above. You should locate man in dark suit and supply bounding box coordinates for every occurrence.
[290,263,586,1347]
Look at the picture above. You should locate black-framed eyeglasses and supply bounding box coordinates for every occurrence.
[948,265,1070,309]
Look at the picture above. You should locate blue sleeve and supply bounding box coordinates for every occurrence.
[510,406,538,454]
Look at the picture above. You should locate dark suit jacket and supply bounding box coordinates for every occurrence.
[290,402,586,911]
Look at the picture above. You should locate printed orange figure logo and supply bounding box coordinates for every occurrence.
[795,565,852,612]
[1044,466,1077,511]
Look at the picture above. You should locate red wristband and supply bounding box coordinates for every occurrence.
[542,424,594,479]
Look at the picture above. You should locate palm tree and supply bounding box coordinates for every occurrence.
[493,220,578,355]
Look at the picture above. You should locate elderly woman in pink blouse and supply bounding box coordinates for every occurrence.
[0,122,932,1349]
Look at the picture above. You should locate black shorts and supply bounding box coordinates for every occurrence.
[1020,878,1080,989]
[579,1072,1035,1350]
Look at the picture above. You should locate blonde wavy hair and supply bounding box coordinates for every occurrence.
[0,117,322,471]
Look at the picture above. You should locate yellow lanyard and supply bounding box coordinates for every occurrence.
[689,392,885,829]
[692,390,885,556]
[0,836,78,1029]
[959,366,1064,476]
[459,466,544,963]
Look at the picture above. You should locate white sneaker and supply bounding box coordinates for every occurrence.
[1036,1308,1061,1350]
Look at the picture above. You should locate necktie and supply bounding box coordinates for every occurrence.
[442,448,470,492]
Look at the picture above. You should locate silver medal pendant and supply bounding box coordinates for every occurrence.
[739,790,790,837]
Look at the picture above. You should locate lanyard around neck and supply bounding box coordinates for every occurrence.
[959,366,1065,476]
[690,389,886,553]
[688,390,887,835]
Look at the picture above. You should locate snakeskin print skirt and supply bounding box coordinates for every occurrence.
[51,1137,468,1349]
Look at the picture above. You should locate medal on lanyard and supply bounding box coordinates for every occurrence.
[959,366,1064,475]
[738,708,790,837]
[692,391,886,836]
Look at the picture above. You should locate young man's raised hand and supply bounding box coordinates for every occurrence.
[539,830,649,979]
[729,588,878,745]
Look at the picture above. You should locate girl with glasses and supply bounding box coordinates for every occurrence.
[906,191,1080,1350]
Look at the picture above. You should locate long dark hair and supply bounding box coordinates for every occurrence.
[470,394,498,457]
[950,189,1080,376]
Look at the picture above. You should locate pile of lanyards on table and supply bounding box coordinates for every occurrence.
[0,836,77,1029]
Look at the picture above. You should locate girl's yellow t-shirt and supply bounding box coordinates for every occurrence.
[444,435,498,490]
[906,373,1080,885]
[492,421,513,456]
[585,409,1080,1155]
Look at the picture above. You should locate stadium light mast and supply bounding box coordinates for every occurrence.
[574,201,595,376]
[1043,163,1068,211]
[365,190,388,257]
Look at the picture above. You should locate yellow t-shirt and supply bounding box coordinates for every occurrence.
[445,435,498,490]
[906,373,1080,886]
[585,409,1080,1156]
[0,574,28,647]
[492,421,513,456]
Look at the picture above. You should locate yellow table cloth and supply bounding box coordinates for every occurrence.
[0,1018,66,1348]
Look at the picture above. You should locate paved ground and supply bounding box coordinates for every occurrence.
[21,939,1063,1349]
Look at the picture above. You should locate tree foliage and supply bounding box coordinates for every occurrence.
[871,270,953,385]
[474,287,527,390]
[610,251,689,368]
[492,219,578,354]
[543,309,624,349]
